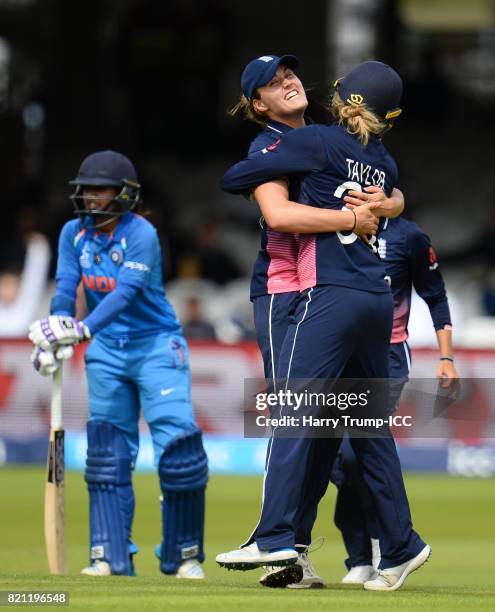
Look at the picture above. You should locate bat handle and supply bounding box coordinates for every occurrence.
[51,364,63,430]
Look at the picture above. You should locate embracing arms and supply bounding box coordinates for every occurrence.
[253,180,379,236]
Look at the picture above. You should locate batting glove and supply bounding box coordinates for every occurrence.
[28,316,91,349]
[30,345,74,376]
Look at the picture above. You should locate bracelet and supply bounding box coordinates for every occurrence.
[439,356,454,362]
[350,209,357,232]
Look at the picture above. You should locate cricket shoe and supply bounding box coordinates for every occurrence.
[216,542,298,570]
[286,550,325,589]
[259,563,303,588]
[154,545,205,579]
[81,560,111,576]
[176,559,205,580]
[341,565,376,585]
[363,544,431,592]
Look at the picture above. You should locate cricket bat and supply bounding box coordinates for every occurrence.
[44,364,68,575]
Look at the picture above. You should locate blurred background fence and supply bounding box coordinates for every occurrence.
[1,339,494,476]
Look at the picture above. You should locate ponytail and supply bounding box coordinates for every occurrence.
[331,92,388,146]
[228,93,268,127]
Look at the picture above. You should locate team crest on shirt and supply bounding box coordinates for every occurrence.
[110,248,123,265]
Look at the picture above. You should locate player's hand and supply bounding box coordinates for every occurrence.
[436,359,460,389]
[344,185,393,215]
[28,316,91,349]
[353,203,380,236]
[30,345,74,376]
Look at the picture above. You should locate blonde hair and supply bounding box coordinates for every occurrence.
[228,93,268,127]
[331,92,388,146]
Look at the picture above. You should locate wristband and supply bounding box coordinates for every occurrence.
[351,209,357,232]
[439,356,454,362]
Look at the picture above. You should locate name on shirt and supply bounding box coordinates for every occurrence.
[346,158,386,190]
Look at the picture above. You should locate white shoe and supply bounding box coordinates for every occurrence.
[341,565,376,585]
[81,560,111,576]
[216,542,298,571]
[287,551,325,589]
[176,559,205,580]
[363,545,431,592]
[259,563,303,588]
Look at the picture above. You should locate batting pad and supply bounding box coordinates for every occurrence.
[85,421,135,575]
[158,427,208,573]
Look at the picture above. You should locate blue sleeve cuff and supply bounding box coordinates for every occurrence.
[425,297,452,330]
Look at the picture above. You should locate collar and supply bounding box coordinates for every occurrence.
[266,115,313,135]
[266,119,293,135]
[82,211,134,244]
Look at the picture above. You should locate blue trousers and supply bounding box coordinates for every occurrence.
[333,341,412,569]
[252,293,315,549]
[85,331,197,465]
[251,287,424,568]
[253,292,298,384]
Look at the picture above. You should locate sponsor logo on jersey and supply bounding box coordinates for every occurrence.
[82,273,116,292]
[124,261,150,272]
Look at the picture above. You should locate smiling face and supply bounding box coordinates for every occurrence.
[253,64,308,126]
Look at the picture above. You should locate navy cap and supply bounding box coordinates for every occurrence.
[241,54,299,100]
[69,150,138,187]
[335,61,403,120]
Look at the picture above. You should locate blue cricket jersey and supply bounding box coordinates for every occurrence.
[51,212,181,340]
[379,217,452,343]
[222,123,396,293]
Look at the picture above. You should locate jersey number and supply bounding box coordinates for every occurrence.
[334,181,377,252]
[334,181,360,245]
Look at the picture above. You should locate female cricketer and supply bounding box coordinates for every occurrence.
[334,216,459,584]
[28,150,208,579]
[217,61,430,592]
[226,55,405,589]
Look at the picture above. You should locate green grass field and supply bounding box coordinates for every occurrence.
[0,468,494,610]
